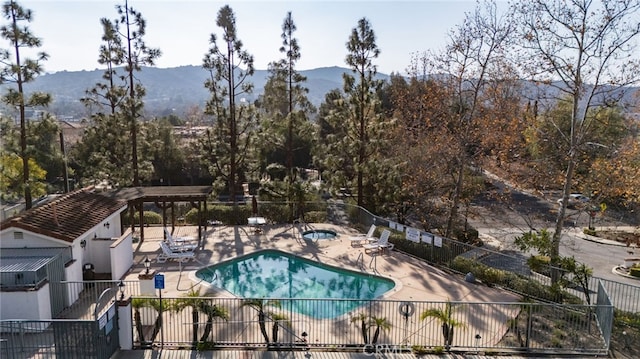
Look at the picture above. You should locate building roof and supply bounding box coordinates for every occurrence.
[0,256,52,272]
[0,187,127,243]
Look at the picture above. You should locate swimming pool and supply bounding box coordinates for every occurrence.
[195,249,395,319]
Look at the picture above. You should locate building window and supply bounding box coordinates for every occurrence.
[14,231,23,239]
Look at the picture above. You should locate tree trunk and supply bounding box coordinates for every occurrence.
[199,315,212,342]
[271,321,279,344]
[445,160,465,238]
[192,309,199,344]
[372,327,381,345]
[361,319,369,344]
[134,309,144,343]
[258,312,270,343]
[150,312,162,342]
[551,153,577,285]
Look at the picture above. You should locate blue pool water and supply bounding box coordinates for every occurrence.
[302,229,337,240]
[195,249,395,319]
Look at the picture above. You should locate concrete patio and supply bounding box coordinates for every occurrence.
[123,223,519,305]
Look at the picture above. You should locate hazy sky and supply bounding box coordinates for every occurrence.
[9,0,498,75]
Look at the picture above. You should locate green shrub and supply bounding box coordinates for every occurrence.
[483,267,505,284]
[123,210,162,225]
[411,345,429,354]
[615,308,640,329]
[583,228,597,236]
[257,202,291,223]
[451,256,475,274]
[528,255,551,273]
[630,267,640,278]
[451,256,561,301]
[389,233,454,265]
[185,204,252,225]
[305,210,327,223]
[196,341,216,351]
[550,336,563,348]
[452,226,479,243]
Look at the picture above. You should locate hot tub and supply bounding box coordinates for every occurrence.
[301,229,337,241]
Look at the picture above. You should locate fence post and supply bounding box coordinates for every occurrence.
[525,304,532,349]
[117,298,133,350]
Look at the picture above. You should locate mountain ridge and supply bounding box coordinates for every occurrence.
[7,65,388,119]
[2,65,637,120]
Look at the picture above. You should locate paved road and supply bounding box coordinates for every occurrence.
[468,175,639,286]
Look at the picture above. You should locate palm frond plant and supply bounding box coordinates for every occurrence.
[351,313,372,344]
[173,287,206,345]
[198,302,230,343]
[420,300,466,351]
[370,316,392,345]
[240,298,282,344]
[130,297,165,348]
[146,298,164,342]
[270,312,290,344]
[131,298,147,346]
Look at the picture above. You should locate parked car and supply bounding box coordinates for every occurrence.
[557,193,590,208]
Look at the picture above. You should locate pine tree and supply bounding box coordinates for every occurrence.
[81,17,125,116]
[1,0,51,209]
[258,12,315,209]
[320,18,395,211]
[115,0,161,186]
[201,5,257,203]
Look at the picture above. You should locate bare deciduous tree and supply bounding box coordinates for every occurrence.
[512,0,640,280]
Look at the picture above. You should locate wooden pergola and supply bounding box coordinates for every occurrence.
[108,186,213,245]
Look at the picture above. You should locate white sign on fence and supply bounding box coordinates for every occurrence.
[422,233,433,245]
[434,236,443,247]
[406,228,420,242]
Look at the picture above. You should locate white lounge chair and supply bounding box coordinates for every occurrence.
[363,229,394,254]
[157,241,195,263]
[247,216,266,234]
[164,227,198,251]
[349,224,377,247]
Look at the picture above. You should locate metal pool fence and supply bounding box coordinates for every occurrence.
[127,296,612,355]
[0,319,118,359]
[333,202,640,314]
[54,280,140,319]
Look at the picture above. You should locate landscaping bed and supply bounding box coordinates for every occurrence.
[592,230,640,246]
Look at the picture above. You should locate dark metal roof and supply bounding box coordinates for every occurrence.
[0,256,52,272]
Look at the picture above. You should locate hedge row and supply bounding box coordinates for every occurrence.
[183,202,328,225]
[452,256,584,304]
[122,211,163,225]
[119,203,330,227]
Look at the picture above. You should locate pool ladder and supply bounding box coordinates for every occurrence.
[356,252,364,269]
[355,252,377,273]
[369,254,377,273]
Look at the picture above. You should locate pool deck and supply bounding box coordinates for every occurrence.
[124,223,518,304]
[118,223,521,350]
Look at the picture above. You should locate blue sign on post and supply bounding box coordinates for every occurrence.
[154,273,165,289]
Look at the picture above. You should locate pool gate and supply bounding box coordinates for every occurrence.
[1,298,121,358]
